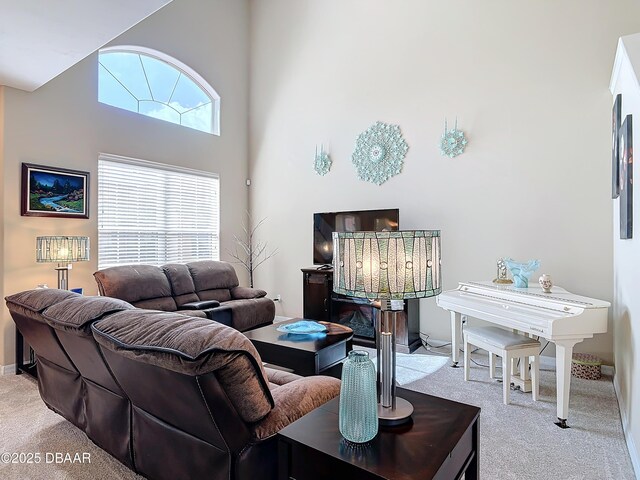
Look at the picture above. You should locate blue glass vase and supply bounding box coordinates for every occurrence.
[339,350,378,443]
[504,258,540,288]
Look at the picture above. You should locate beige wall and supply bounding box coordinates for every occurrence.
[249,0,640,364]
[0,0,250,366]
[611,33,640,476]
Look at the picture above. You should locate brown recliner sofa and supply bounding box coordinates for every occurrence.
[5,289,340,480]
[94,260,275,332]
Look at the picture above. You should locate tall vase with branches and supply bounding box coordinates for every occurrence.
[228,212,278,288]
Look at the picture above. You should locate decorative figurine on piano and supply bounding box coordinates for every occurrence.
[503,258,540,288]
[539,273,553,293]
[493,259,513,284]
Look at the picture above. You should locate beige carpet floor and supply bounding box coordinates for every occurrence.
[0,374,141,480]
[0,350,635,480]
[403,349,635,480]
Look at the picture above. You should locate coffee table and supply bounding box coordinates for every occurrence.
[277,387,480,480]
[244,319,353,377]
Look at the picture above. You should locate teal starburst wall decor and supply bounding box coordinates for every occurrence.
[440,118,468,158]
[352,121,409,185]
[314,145,331,176]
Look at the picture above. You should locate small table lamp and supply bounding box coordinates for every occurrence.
[36,236,90,290]
[333,230,441,425]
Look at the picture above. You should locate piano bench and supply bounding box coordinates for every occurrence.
[463,326,541,405]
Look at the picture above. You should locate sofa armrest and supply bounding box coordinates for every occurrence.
[199,304,232,326]
[231,286,267,299]
[252,376,340,440]
[179,300,221,310]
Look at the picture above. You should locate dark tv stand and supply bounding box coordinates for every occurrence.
[301,268,421,353]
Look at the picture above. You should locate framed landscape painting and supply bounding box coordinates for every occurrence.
[21,163,89,218]
[620,115,633,239]
[612,94,622,199]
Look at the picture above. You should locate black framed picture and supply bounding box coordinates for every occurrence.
[612,94,622,199]
[620,115,633,239]
[21,163,89,218]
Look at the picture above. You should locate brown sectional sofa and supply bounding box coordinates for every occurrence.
[5,289,340,480]
[94,260,275,332]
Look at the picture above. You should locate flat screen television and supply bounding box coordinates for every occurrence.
[313,208,399,265]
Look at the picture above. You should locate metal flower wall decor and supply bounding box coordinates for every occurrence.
[439,118,468,158]
[314,145,331,176]
[352,121,409,185]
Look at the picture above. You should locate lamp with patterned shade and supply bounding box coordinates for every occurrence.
[36,236,90,290]
[333,230,441,425]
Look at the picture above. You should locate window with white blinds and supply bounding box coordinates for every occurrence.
[98,154,219,269]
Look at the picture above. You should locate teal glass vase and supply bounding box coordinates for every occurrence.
[339,350,378,443]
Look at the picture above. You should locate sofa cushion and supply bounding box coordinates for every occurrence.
[130,296,178,311]
[177,310,209,318]
[163,263,197,294]
[43,296,134,335]
[188,261,239,293]
[162,263,200,307]
[5,289,79,322]
[265,367,302,389]
[195,288,232,303]
[94,265,177,310]
[92,310,274,423]
[223,298,276,331]
[253,375,341,440]
[231,286,267,300]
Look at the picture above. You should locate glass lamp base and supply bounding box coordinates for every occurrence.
[378,396,414,426]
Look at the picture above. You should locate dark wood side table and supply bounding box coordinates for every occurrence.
[278,388,480,480]
[15,328,38,378]
[244,319,353,377]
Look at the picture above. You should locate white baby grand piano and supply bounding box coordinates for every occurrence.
[437,281,610,428]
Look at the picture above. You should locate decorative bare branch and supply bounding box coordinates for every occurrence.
[227,212,278,288]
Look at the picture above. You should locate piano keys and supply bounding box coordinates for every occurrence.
[437,281,610,427]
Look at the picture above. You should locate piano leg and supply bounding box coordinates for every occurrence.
[450,311,462,367]
[554,339,581,429]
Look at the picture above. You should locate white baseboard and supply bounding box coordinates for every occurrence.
[614,373,640,479]
[1,364,16,375]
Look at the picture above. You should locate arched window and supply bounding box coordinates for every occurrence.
[98,46,220,135]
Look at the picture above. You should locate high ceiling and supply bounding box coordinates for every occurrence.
[0,0,173,92]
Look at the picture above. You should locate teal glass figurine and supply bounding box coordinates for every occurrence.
[503,258,540,288]
[339,350,378,443]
